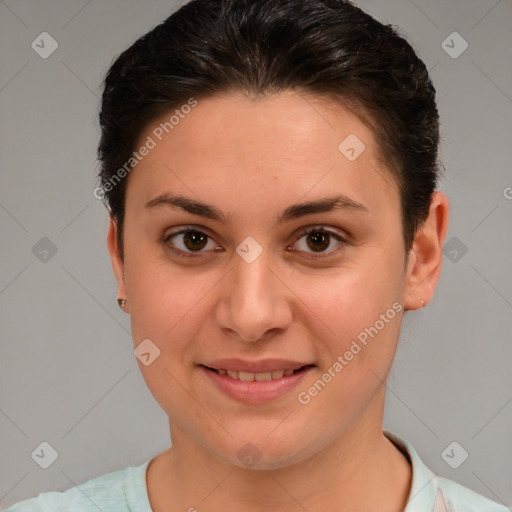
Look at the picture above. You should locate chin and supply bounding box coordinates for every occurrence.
[209,432,315,471]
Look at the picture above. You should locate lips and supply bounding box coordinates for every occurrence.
[199,358,314,404]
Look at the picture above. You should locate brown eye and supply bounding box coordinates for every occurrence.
[183,231,208,251]
[306,231,330,252]
[163,229,220,257]
[291,227,348,257]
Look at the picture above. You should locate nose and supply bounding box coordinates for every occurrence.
[214,249,293,343]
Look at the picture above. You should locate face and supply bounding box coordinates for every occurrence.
[109,92,419,469]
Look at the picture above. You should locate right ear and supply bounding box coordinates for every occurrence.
[107,217,128,312]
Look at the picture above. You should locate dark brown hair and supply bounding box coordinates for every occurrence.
[98,0,441,257]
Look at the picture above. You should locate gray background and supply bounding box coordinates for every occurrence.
[1,0,511,508]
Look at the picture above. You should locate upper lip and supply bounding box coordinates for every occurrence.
[200,358,310,373]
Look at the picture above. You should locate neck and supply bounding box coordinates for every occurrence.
[147,391,411,512]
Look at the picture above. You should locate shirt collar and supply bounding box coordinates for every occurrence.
[384,430,448,512]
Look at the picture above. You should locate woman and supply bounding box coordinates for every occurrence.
[6,0,508,511]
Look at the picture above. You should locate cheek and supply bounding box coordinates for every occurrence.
[123,258,213,417]
[295,255,404,379]
[304,261,401,333]
[294,273,403,433]
[123,247,207,353]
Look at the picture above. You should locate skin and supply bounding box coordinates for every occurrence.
[107,91,449,512]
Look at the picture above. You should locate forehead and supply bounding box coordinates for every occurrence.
[125,92,400,222]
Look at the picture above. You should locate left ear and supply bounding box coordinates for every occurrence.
[404,191,450,311]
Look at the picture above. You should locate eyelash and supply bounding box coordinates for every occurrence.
[161,226,350,259]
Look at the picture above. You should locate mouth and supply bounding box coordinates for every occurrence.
[198,360,315,404]
[201,366,312,381]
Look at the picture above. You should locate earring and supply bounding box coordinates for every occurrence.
[420,299,425,308]
[117,298,127,309]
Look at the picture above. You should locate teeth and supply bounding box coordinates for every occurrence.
[227,369,238,380]
[213,368,300,381]
[255,372,272,382]
[238,371,254,382]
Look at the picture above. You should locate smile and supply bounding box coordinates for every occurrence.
[199,362,314,404]
[210,368,297,381]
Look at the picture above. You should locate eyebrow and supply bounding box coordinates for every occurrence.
[144,193,370,224]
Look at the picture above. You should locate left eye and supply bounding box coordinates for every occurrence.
[290,227,348,256]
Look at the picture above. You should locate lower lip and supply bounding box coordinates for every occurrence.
[200,366,313,405]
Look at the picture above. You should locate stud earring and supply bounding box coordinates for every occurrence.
[117,298,127,309]
[420,299,425,308]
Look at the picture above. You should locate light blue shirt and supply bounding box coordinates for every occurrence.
[4,431,509,511]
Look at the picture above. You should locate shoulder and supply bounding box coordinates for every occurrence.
[384,431,509,512]
[435,476,510,512]
[3,460,152,512]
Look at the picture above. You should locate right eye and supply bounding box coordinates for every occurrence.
[163,228,222,258]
